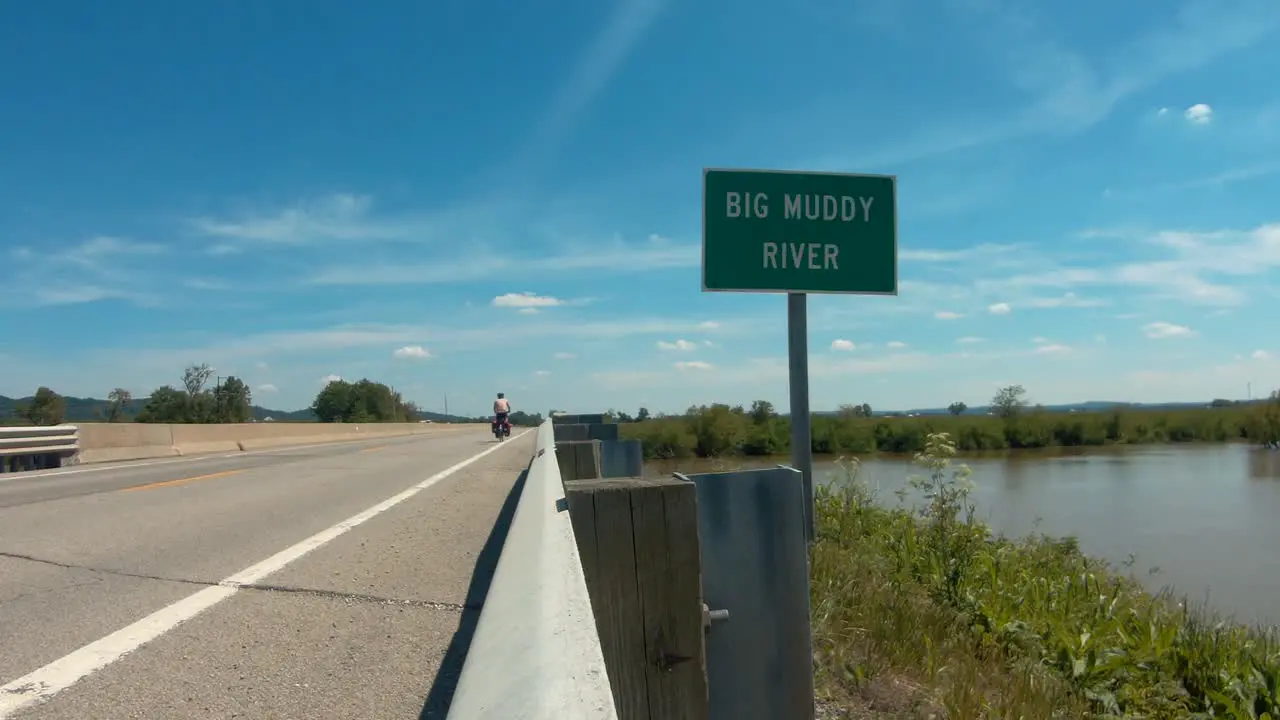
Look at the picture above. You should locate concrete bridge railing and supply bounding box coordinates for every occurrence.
[446,418,618,719]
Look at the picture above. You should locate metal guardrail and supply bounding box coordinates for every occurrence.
[447,419,618,719]
[0,425,80,456]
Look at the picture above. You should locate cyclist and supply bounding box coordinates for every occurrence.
[493,392,511,428]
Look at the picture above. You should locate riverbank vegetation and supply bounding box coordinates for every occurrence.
[620,386,1280,459]
[810,432,1280,717]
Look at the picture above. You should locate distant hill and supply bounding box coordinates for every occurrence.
[814,399,1256,417]
[0,394,467,424]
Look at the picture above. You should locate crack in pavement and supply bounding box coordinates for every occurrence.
[0,550,478,613]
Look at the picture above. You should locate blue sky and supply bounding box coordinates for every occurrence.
[2,0,1280,417]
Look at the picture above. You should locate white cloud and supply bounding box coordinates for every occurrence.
[956,336,984,344]
[392,345,433,359]
[1095,334,1107,343]
[553,352,576,360]
[1032,336,1050,345]
[1157,107,1170,116]
[493,292,564,309]
[534,370,551,377]
[1143,321,1196,339]
[830,339,856,352]
[675,360,713,371]
[657,339,697,352]
[518,308,540,315]
[1034,343,1071,355]
[321,374,343,385]
[988,302,1012,315]
[934,311,963,320]
[1184,103,1213,125]
[697,321,721,330]
[1252,350,1271,361]
[886,341,907,349]
[256,383,279,393]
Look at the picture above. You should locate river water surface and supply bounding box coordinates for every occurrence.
[649,444,1280,627]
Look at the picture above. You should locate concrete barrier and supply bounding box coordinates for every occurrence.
[71,422,478,465]
[447,419,617,720]
[76,424,178,464]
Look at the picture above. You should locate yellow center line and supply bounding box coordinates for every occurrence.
[358,445,390,454]
[123,469,242,492]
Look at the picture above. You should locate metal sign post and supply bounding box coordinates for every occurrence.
[787,292,815,541]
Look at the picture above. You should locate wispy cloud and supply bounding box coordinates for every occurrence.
[978,224,1280,307]
[308,235,697,287]
[2,236,167,307]
[499,0,668,182]
[657,339,697,352]
[1034,343,1071,354]
[830,339,856,352]
[87,316,751,373]
[822,0,1280,168]
[193,194,389,244]
[1143,321,1196,339]
[901,244,1021,263]
[492,292,565,309]
[1110,164,1280,198]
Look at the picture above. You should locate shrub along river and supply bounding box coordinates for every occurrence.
[648,442,1280,626]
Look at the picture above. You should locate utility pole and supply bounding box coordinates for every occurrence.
[214,375,223,423]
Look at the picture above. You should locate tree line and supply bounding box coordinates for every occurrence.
[621,384,1280,459]
[6,363,544,426]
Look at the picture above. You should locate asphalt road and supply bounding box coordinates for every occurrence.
[0,427,536,719]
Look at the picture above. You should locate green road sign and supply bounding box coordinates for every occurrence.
[701,168,898,294]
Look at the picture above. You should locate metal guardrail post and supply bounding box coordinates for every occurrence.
[680,466,815,720]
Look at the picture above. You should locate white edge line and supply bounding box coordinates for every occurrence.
[0,429,532,717]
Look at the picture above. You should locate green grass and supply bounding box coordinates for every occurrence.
[810,433,1280,718]
[622,402,1280,460]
